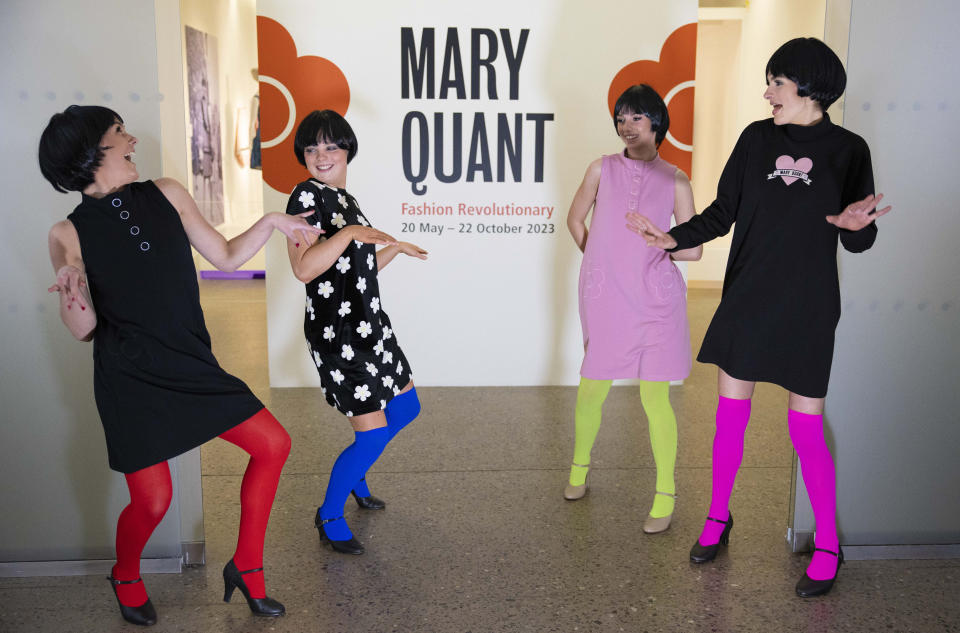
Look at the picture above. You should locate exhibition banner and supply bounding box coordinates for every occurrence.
[259,0,697,386]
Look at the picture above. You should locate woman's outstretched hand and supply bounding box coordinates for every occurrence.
[826,193,892,231]
[347,225,399,246]
[625,212,678,250]
[272,211,325,241]
[397,242,428,260]
[48,264,87,309]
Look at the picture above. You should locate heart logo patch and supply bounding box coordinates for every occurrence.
[770,155,813,185]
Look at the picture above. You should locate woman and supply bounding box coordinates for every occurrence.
[628,38,891,597]
[564,85,701,535]
[41,105,318,624]
[284,110,427,555]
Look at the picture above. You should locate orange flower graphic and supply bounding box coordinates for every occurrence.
[256,16,350,193]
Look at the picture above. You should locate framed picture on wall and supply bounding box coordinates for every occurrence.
[185,25,225,226]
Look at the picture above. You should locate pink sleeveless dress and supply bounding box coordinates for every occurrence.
[578,152,692,381]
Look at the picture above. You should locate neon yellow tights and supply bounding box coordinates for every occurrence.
[568,378,677,518]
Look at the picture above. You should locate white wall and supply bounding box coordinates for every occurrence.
[818,0,960,546]
[0,0,185,565]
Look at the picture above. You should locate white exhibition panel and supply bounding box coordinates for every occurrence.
[0,0,185,565]
[822,0,960,546]
[260,0,697,386]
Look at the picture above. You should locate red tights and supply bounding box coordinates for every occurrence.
[112,408,290,606]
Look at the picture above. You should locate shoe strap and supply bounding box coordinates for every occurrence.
[571,462,589,469]
[320,516,344,526]
[706,515,730,525]
[813,547,839,557]
[107,576,143,585]
[655,491,677,499]
[239,566,264,575]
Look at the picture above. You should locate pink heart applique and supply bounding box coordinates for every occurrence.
[775,155,813,185]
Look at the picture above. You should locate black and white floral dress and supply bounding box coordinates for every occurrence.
[286,179,412,416]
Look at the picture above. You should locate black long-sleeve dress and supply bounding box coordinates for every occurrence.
[68,181,264,473]
[668,115,877,397]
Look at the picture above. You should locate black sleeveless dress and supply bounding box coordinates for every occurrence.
[68,181,264,473]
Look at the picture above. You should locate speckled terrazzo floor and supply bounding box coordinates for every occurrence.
[1,282,957,633]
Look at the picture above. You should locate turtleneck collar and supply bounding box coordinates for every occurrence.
[780,112,834,142]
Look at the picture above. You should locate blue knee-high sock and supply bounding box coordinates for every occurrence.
[352,389,422,497]
[386,388,422,441]
[320,427,390,540]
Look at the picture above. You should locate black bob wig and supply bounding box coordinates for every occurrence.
[38,105,122,193]
[294,109,358,165]
[612,84,670,147]
[765,38,846,111]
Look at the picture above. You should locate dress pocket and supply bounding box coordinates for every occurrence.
[651,259,684,301]
[580,266,606,300]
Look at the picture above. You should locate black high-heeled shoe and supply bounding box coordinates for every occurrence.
[222,559,285,617]
[689,512,733,563]
[106,576,157,626]
[314,510,364,555]
[352,477,386,509]
[352,491,386,509]
[795,546,844,597]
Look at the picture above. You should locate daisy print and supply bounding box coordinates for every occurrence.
[306,296,315,320]
[356,277,367,293]
[365,362,378,376]
[337,193,348,209]
[382,350,394,365]
[312,350,323,367]
[380,399,387,410]
[346,411,353,417]
[354,384,371,401]
[330,369,344,384]
[396,360,404,375]
[354,240,364,249]
[331,212,346,229]
[367,253,375,270]
[382,375,394,389]
[356,320,373,338]
[317,280,334,298]
[371,296,380,313]
[341,344,355,360]
[382,326,393,340]
[392,385,401,395]
[338,301,351,317]
[336,256,351,274]
[357,215,369,227]
[373,339,385,356]
[299,190,315,208]
[323,325,335,341]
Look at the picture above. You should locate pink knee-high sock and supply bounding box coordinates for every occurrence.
[699,396,752,546]
[788,409,841,581]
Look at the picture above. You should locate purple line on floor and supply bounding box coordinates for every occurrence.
[200,270,266,280]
